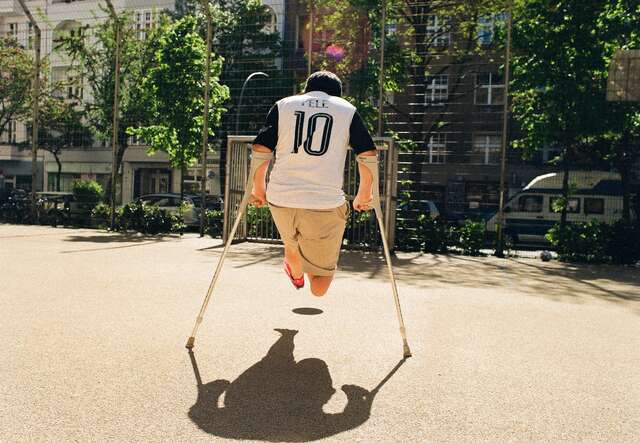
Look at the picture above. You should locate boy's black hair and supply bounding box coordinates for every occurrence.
[304,71,343,97]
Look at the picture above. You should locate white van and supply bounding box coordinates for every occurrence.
[486,171,630,244]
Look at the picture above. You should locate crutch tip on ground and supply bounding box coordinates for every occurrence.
[357,154,413,358]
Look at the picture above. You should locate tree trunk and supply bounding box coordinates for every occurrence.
[54,154,62,192]
[559,147,571,249]
[616,137,632,223]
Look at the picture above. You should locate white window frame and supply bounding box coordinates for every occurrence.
[472,134,501,165]
[263,6,277,33]
[475,73,504,105]
[427,134,447,164]
[7,23,18,39]
[135,10,155,40]
[426,15,450,47]
[477,13,506,45]
[425,74,448,105]
[27,22,34,50]
[3,120,18,144]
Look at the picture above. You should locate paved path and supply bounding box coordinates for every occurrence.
[1,224,639,442]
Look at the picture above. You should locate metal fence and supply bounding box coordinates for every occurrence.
[223,136,397,250]
[1,0,638,261]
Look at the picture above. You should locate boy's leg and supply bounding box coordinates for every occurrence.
[269,204,303,280]
[284,244,303,279]
[296,202,349,297]
[306,274,333,297]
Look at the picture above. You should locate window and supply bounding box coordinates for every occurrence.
[53,21,84,50]
[472,134,501,165]
[52,67,83,100]
[427,134,446,164]
[475,73,504,105]
[550,197,581,213]
[584,198,605,215]
[425,75,448,105]
[135,10,154,40]
[7,23,18,39]
[517,195,543,213]
[296,15,309,50]
[426,15,449,47]
[477,13,506,45]
[4,120,17,144]
[263,6,277,33]
[28,23,33,50]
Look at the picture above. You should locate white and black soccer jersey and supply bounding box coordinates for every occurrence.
[253,91,375,209]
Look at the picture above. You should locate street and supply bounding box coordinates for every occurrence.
[1,224,639,442]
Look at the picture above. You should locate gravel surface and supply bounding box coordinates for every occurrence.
[1,224,639,442]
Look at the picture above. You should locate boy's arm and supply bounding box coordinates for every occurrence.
[353,150,377,211]
[250,144,272,207]
[349,110,377,212]
[250,103,279,207]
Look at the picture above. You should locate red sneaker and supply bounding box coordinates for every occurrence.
[284,260,304,290]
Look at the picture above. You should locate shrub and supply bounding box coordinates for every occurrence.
[418,216,450,253]
[115,200,172,234]
[605,221,640,265]
[205,209,223,238]
[546,220,607,263]
[72,179,103,207]
[457,219,486,256]
[91,202,111,228]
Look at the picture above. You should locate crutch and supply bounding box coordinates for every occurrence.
[357,155,412,358]
[186,150,274,349]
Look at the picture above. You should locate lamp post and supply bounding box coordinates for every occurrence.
[199,0,214,237]
[16,0,40,221]
[234,72,269,136]
[495,1,513,258]
[105,0,121,231]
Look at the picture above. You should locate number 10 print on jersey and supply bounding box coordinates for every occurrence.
[292,111,334,156]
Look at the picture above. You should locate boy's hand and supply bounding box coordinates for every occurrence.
[353,192,373,212]
[250,189,267,207]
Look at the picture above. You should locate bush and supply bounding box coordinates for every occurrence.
[91,202,111,228]
[457,219,486,256]
[115,200,173,234]
[72,180,103,207]
[545,220,640,264]
[606,221,640,265]
[205,209,223,238]
[546,220,607,263]
[418,216,450,253]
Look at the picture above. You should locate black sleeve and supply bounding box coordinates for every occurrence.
[253,104,279,151]
[349,111,376,154]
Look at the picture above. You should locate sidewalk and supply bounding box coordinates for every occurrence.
[1,224,638,442]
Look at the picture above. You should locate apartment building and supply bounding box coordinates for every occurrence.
[0,0,283,202]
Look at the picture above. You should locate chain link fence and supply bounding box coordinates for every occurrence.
[1,0,638,260]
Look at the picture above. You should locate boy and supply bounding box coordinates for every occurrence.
[250,71,377,297]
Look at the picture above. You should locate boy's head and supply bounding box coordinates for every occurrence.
[304,71,342,97]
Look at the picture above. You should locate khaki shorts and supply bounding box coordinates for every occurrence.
[268,202,350,277]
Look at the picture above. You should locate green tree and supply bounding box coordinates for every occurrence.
[0,36,33,140]
[23,97,92,191]
[174,0,283,196]
[58,8,163,199]
[511,0,640,227]
[128,15,229,199]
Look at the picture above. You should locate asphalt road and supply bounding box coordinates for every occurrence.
[1,224,639,442]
